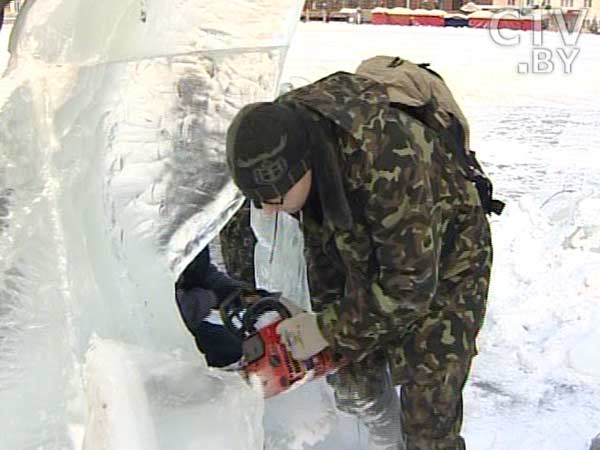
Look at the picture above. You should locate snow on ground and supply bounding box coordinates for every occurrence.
[2,19,600,450]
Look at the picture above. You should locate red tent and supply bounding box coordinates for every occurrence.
[371,7,390,25]
[388,7,411,26]
[496,15,522,30]
[488,12,541,31]
[411,9,446,27]
[468,11,494,29]
[522,14,544,31]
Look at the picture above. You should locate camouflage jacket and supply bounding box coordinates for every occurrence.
[280,72,492,362]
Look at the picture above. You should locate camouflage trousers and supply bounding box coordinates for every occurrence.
[219,199,256,286]
[328,261,491,450]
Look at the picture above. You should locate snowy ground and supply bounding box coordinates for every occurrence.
[3,20,600,450]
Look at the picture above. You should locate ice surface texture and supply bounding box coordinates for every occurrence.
[82,337,264,450]
[0,1,302,449]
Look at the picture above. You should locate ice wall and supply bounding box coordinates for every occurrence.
[82,338,264,450]
[0,1,303,449]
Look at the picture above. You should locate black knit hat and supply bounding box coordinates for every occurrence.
[226,102,311,203]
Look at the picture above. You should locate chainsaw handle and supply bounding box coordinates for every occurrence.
[219,288,249,339]
[219,289,289,338]
[242,297,291,334]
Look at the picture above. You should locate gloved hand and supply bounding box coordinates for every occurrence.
[235,288,304,317]
[276,312,329,361]
[277,296,304,317]
[175,287,218,332]
[194,322,243,368]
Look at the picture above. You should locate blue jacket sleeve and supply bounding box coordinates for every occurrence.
[175,247,248,305]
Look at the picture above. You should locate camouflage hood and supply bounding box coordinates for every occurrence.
[280,72,390,147]
[279,72,391,230]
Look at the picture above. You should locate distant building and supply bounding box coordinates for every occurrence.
[304,0,492,12]
[3,0,23,17]
[303,0,597,30]
[491,0,598,31]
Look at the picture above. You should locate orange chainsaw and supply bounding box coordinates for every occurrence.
[220,290,337,398]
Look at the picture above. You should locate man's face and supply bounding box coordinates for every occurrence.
[261,170,312,215]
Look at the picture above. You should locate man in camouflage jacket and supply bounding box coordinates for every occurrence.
[226,71,492,450]
[219,198,257,286]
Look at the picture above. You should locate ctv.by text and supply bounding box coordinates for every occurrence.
[489,8,588,75]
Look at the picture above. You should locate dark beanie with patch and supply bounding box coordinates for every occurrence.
[226,102,311,203]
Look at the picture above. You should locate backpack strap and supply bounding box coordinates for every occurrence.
[443,116,505,216]
[356,56,505,216]
[466,151,506,216]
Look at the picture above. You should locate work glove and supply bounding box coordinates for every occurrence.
[236,288,304,317]
[277,296,304,317]
[276,312,329,361]
[175,287,218,332]
[194,321,243,368]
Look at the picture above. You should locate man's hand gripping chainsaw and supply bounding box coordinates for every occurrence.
[219,289,338,398]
